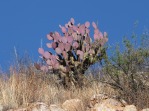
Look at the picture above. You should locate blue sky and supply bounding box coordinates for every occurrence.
[0,0,149,71]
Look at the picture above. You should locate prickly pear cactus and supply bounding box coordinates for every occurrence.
[37,18,108,87]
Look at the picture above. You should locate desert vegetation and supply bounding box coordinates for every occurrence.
[101,34,149,109]
[0,18,148,110]
[36,18,108,88]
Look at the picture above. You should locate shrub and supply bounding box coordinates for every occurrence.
[101,34,149,109]
[36,18,108,88]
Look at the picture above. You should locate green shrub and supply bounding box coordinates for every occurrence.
[101,34,149,109]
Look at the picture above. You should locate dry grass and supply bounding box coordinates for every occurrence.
[0,66,115,110]
[0,65,148,110]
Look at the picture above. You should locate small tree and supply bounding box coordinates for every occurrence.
[36,18,108,87]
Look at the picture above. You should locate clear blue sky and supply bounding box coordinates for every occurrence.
[0,0,149,71]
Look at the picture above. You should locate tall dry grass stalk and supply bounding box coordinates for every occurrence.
[0,66,114,110]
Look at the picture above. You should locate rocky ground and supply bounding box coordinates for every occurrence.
[0,93,148,111]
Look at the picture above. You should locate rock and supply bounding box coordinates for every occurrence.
[91,104,118,111]
[50,104,65,111]
[7,108,27,111]
[91,98,124,111]
[95,103,123,111]
[124,105,137,111]
[62,99,84,111]
[0,104,3,111]
[142,108,149,111]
